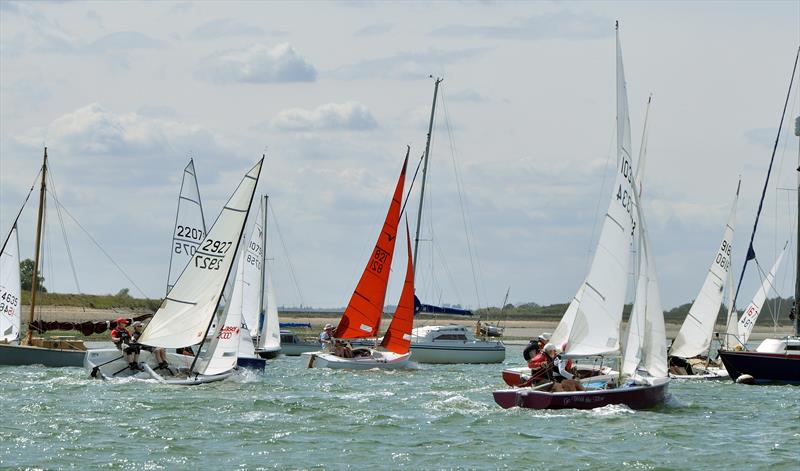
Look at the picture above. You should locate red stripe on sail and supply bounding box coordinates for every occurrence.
[381,221,415,354]
[335,155,407,340]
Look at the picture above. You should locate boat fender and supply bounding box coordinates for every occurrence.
[735,374,755,385]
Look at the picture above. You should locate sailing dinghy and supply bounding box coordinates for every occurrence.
[667,183,740,380]
[494,23,670,410]
[85,158,263,384]
[303,154,415,370]
[0,223,21,344]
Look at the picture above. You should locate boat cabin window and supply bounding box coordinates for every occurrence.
[280,333,297,343]
[434,334,468,341]
[786,344,800,351]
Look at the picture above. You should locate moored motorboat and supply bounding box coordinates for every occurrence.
[408,325,505,364]
[278,330,319,356]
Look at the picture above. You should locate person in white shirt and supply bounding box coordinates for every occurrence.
[543,343,584,392]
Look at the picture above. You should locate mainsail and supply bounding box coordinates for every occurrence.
[669,184,739,358]
[236,197,265,338]
[166,159,208,294]
[381,222,415,355]
[0,224,21,342]
[257,262,281,351]
[736,246,787,346]
[140,159,263,349]
[335,156,407,340]
[551,23,637,357]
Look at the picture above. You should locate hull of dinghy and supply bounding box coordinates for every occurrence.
[237,355,267,370]
[302,350,411,370]
[85,348,232,384]
[494,377,669,410]
[501,365,617,387]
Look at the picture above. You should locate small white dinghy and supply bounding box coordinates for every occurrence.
[305,154,415,370]
[86,158,264,385]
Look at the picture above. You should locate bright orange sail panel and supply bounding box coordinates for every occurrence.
[381,221,415,354]
[335,155,408,340]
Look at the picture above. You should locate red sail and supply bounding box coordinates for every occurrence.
[335,155,407,340]
[381,221,415,354]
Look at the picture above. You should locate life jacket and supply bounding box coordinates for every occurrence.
[528,352,547,369]
[111,327,130,343]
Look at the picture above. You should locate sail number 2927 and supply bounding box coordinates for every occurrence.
[194,239,233,270]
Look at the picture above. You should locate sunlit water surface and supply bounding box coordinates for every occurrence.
[1,345,798,470]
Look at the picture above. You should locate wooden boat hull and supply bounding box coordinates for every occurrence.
[302,350,411,369]
[493,377,670,410]
[85,348,232,385]
[718,350,800,385]
[0,343,86,367]
[408,343,505,364]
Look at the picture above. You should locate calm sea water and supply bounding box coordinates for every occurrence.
[1,345,798,470]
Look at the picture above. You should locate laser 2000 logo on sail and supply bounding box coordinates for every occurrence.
[194,239,233,270]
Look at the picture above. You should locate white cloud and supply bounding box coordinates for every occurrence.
[271,102,378,132]
[431,10,611,40]
[332,48,486,80]
[355,22,393,36]
[188,18,283,40]
[195,43,317,84]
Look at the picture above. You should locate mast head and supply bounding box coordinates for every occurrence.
[615,20,619,30]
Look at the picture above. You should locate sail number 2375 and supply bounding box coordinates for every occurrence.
[194,239,233,270]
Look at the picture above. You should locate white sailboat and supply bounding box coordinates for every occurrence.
[668,183,740,379]
[249,195,281,359]
[407,78,505,364]
[85,158,264,384]
[494,22,669,410]
[0,224,21,344]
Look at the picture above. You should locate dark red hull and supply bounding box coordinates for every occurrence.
[493,379,669,410]
[718,350,800,385]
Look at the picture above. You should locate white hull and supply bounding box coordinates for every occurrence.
[85,348,233,385]
[408,342,505,364]
[669,366,729,380]
[280,342,319,356]
[302,349,411,370]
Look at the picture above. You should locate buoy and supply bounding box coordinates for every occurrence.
[736,374,755,385]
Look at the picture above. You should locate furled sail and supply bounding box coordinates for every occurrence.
[381,222,415,355]
[670,184,739,358]
[736,246,786,346]
[335,156,407,340]
[0,224,21,342]
[551,25,637,357]
[167,159,208,294]
[140,159,263,348]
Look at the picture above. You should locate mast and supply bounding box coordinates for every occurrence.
[26,148,48,344]
[413,76,443,275]
[795,115,799,336]
[259,194,268,342]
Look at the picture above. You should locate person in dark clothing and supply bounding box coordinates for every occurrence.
[131,321,169,370]
[110,318,140,370]
[543,343,584,392]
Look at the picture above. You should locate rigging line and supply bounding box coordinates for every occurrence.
[46,171,81,294]
[49,198,149,300]
[440,90,483,309]
[400,150,425,218]
[268,202,304,307]
[732,45,800,311]
[0,167,42,256]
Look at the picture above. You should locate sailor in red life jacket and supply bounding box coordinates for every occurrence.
[526,333,551,369]
[111,318,140,370]
[544,343,584,392]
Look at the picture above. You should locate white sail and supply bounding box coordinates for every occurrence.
[140,159,263,349]
[723,267,738,349]
[670,186,739,358]
[258,262,281,350]
[219,237,259,360]
[239,325,257,358]
[238,199,265,338]
[736,246,786,345]
[197,294,243,375]
[552,25,637,357]
[167,159,207,294]
[622,190,667,378]
[0,225,21,342]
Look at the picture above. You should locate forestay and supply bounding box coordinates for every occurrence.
[140,159,263,349]
[736,246,786,346]
[167,159,208,294]
[0,224,21,342]
[670,185,739,359]
[335,156,407,340]
[551,25,637,357]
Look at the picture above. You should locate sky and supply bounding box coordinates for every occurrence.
[1,0,799,312]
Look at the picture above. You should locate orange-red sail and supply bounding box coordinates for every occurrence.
[381,221,415,354]
[335,154,407,340]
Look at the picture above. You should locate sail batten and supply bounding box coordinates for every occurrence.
[335,156,407,340]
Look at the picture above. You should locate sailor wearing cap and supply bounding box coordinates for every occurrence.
[320,324,334,349]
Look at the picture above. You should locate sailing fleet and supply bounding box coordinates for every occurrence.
[1,23,799,408]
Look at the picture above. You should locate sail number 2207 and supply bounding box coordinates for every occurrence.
[194,239,233,270]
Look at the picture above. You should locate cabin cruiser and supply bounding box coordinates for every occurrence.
[408,325,505,364]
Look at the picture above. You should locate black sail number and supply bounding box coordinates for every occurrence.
[370,247,389,274]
